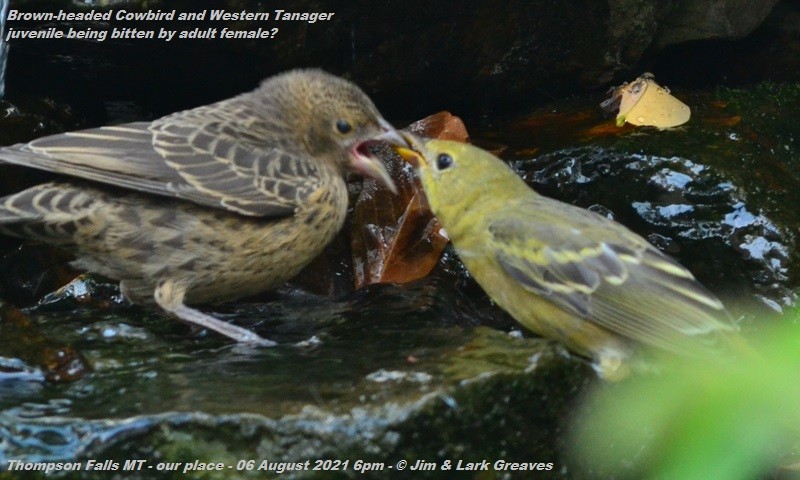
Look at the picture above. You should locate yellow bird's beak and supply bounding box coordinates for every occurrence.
[393,131,428,167]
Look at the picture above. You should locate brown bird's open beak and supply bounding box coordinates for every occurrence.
[349,119,409,194]
[392,131,427,168]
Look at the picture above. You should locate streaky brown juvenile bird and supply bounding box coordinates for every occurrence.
[0,69,406,346]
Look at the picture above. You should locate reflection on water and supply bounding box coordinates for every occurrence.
[0,85,798,471]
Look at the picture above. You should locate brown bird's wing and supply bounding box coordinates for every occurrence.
[0,101,323,217]
[487,202,734,354]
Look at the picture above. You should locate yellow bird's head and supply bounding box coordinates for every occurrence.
[394,133,532,224]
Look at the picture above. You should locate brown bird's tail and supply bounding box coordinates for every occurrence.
[0,183,95,246]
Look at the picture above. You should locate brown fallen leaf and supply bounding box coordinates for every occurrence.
[579,121,636,140]
[702,114,742,127]
[351,112,469,288]
[406,111,471,142]
[0,302,90,382]
[516,110,595,130]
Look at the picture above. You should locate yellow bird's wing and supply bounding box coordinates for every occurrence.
[0,101,323,218]
[486,202,735,354]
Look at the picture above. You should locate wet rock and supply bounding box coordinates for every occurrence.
[4,0,785,119]
[515,147,794,314]
[484,83,800,317]
[36,274,127,311]
[0,97,88,146]
[653,0,780,48]
[0,278,590,478]
[0,243,77,307]
[1,81,799,480]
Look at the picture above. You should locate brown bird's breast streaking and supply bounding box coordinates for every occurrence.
[0,69,407,346]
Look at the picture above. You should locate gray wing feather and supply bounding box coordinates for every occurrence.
[488,202,733,354]
[0,98,323,217]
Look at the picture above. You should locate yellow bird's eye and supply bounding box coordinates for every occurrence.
[335,119,352,134]
[436,153,454,170]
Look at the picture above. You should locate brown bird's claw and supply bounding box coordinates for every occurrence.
[393,131,427,167]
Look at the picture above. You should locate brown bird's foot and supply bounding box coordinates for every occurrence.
[153,279,276,347]
[170,304,277,346]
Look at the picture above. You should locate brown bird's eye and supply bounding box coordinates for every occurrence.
[336,120,352,134]
[436,153,454,170]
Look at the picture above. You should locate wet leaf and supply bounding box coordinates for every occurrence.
[0,302,90,382]
[351,112,468,288]
[406,111,472,143]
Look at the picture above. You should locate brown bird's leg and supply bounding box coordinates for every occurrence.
[153,279,276,347]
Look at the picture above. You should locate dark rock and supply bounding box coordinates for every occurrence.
[0,278,590,478]
[3,0,785,118]
[1,6,799,474]
[484,84,800,318]
[653,0,780,48]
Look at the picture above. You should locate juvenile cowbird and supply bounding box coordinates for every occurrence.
[0,69,406,346]
[396,136,745,379]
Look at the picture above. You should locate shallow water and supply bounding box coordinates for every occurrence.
[1,83,798,478]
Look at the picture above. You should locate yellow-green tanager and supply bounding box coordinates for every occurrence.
[396,135,745,379]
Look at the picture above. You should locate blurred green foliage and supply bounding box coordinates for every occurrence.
[570,308,800,479]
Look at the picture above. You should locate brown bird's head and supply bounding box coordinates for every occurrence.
[254,69,405,193]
